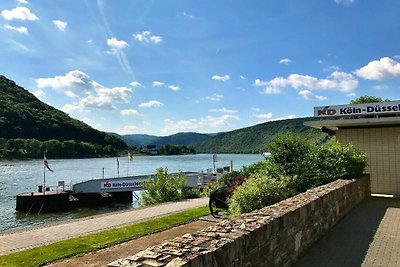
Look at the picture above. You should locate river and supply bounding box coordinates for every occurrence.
[0,154,263,232]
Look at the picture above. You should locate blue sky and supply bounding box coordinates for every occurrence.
[1,0,400,136]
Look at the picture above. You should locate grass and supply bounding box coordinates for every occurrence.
[0,206,209,267]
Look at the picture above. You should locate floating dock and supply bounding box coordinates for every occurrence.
[16,169,227,213]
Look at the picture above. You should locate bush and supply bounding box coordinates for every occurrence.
[266,134,367,193]
[181,187,201,199]
[140,167,186,206]
[267,133,314,177]
[314,141,366,184]
[240,160,269,177]
[228,174,290,216]
[227,134,368,216]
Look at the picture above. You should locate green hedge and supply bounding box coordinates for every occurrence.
[226,133,367,216]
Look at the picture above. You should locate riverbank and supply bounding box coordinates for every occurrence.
[0,198,209,267]
[0,154,263,232]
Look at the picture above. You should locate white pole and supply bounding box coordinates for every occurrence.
[43,166,46,195]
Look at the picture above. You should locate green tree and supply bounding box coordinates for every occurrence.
[350,95,389,104]
[140,167,186,206]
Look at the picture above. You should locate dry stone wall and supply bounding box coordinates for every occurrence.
[109,175,370,267]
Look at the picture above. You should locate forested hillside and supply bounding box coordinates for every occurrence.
[120,132,212,147]
[193,117,331,153]
[153,132,211,146]
[0,75,127,159]
[118,134,159,147]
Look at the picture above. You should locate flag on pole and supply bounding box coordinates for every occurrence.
[43,154,54,172]
[117,157,120,177]
[128,151,132,161]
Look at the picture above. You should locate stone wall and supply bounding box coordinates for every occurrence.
[108,175,370,267]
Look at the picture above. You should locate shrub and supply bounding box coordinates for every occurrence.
[140,167,186,206]
[240,160,269,177]
[218,171,240,189]
[181,187,202,199]
[228,174,290,216]
[267,133,314,177]
[266,133,367,193]
[216,134,367,217]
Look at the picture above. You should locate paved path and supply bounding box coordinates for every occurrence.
[295,197,400,267]
[0,197,209,255]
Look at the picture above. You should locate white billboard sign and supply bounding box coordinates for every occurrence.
[314,101,400,118]
[101,180,145,189]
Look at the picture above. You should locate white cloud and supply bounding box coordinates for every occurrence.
[254,113,297,124]
[334,0,356,5]
[240,75,247,80]
[254,113,273,119]
[37,70,133,111]
[130,81,142,87]
[208,107,237,114]
[17,0,29,4]
[32,89,44,99]
[181,12,195,19]
[116,125,143,135]
[1,7,38,21]
[87,39,93,44]
[254,79,268,87]
[168,85,180,91]
[204,93,224,102]
[251,107,262,112]
[279,58,292,65]
[106,38,132,75]
[212,74,230,82]
[121,109,140,116]
[298,90,327,101]
[259,71,358,94]
[269,115,297,122]
[133,31,163,44]
[4,24,27,34]
[152,81,165,87]
[65,90,78,98]
[162,114,240,135]
[355,57,400,80]
[77,86,132,111]
[36,70,92,92]
[107,37,128,50]
[61,103,81,113]
[52,20,67,32]
[138,100,164,108]
[96,86,132,104]
[323,65,341,72]
[372,84,388,90]
[150,36,162,44]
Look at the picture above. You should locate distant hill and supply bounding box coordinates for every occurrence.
[193,117,331,153]
[120,132,212,147]
[119,134,159,147]
[0,75,127,158]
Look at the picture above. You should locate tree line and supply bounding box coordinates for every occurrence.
[0,138,119,159]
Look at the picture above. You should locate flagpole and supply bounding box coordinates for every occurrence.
[117,158,120,177]
[43,165,46,196]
